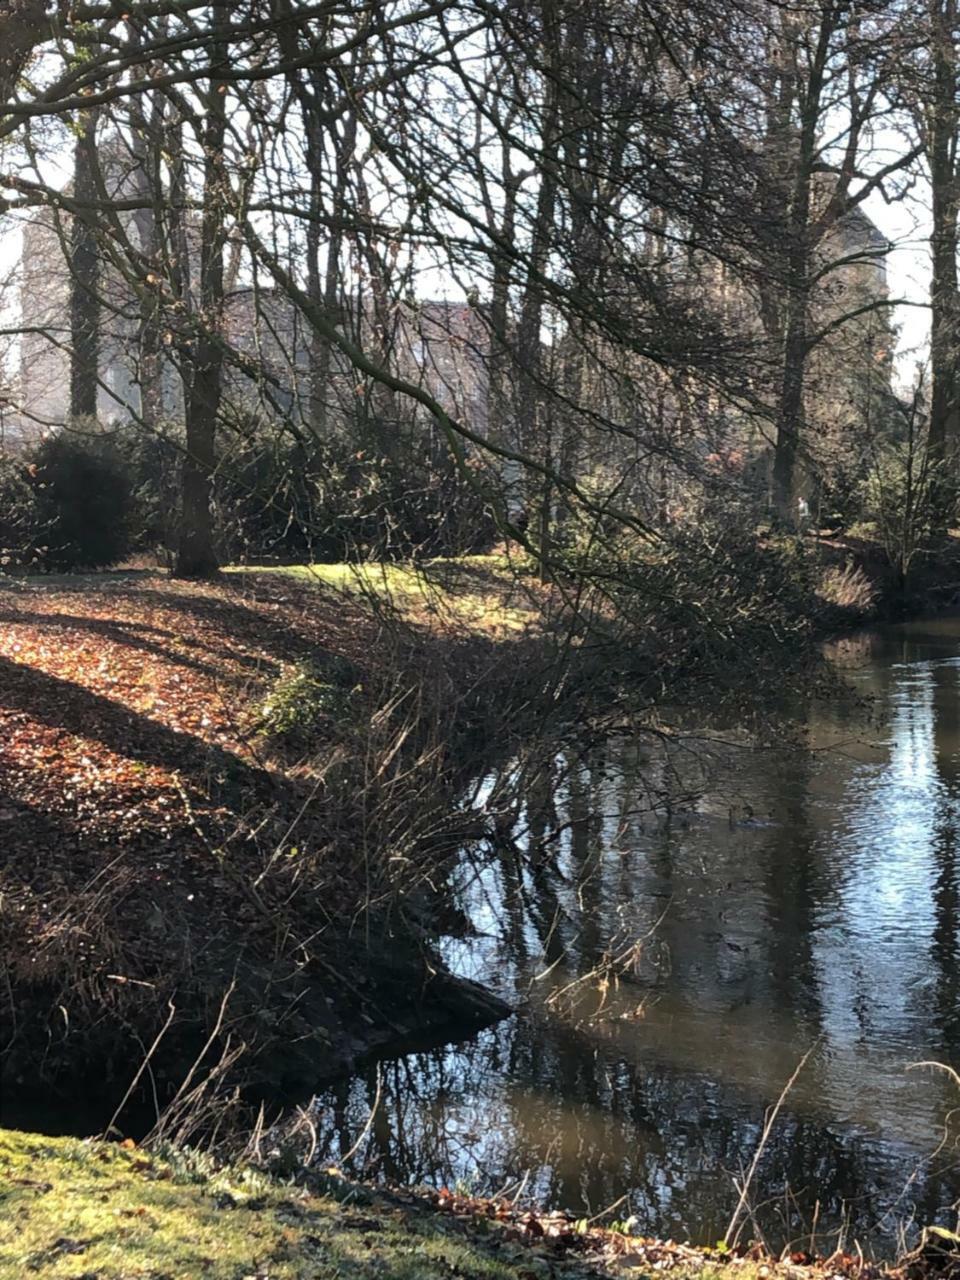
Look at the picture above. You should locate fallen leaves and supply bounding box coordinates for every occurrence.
[0,573,381,1077]
[0,568,539,1114]
[419,1186,898,1280]
[0,574,356,838]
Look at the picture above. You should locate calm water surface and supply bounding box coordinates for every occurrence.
[313,618,960,1249]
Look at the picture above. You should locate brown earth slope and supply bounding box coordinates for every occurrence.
[0,571,520,1124]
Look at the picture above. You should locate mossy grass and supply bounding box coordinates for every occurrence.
[1,1129,907,1280]
[0,1128,542,1279]
[225,555,540,634]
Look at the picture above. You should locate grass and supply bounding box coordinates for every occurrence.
[0,1127,911,1280]
[224,554,542,634]
[0,1129,532,1280]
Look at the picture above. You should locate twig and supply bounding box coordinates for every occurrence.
[106,974,157,988]
[101,998,176,1140]
[339,1065,382,1166]
[724,1039,821,1247]
[246,1101,267,1165]
[144,980,236,1145]
[907,1060,960,1090]
[287,1104,319,1168]
[586,1193,629,1226]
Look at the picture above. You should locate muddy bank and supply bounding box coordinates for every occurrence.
[0,571,534,1128]
[1,933,512,1135]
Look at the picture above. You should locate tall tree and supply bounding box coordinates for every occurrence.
[922,0,960,527]
[751,1,914,520]
[127,20,168,432]
[69,106,101,420]
[175,0,230,577]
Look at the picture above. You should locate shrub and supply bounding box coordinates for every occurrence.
[214,430,329,563]
[256,658,359,744]
[557,510,825,691]
[0,454,44,573]
[862,442,938,589]
[643,522,819,654]
[114,421,183,558]
[29,431,136,571]
[102,414,498,567]
[212,421,497,565]
[815,561,878,619]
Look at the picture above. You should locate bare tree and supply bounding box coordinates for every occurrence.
[913,0,960,527]
[175,1,230,578]
[69,106,101,420]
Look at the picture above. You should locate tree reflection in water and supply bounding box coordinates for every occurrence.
[311,620,960,1250]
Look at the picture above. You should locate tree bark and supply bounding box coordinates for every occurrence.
[516,4,561,574]
[130,83,166,429]
[306,105,355,439]
[927,0,960,531]
[175,3,228,578]
[769,8,831,522]
[772,278,809,520]
[69,108,101,420]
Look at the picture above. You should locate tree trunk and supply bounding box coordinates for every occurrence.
[307,107,355,439]
[768,8,832,524]
[517,5,560,575]
[772,264,809,521]
[130,78,167,431]
[927,0,960,532]
[70,109,100,421]
[132,148,164,426]
[175,4,228,579]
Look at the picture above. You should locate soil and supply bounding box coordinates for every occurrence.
[0,570,520,1125]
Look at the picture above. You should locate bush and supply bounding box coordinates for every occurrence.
[3,416,497,575]
[30,431,136,571]
[255,658,359,744]
[212,420,497,565]
[99,415,498,567]
[556,510,825,689]
[861,441,938,589]
[114,421,183,558]
[0,454,43,573]
[815,561,878,619]
[642,522,819,655]
[214,431,328,563]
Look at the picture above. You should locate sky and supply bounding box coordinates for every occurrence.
[862,178,931,386]
[0,152,934,393]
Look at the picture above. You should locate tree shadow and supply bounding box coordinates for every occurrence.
[0,651,283,808]
[419,557,520,597]
[115,581,346,665]
[0,608,267,681]
[0,786,82,877]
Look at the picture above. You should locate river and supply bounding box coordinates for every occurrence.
[309,616,960,1252]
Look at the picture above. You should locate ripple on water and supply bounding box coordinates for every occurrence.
[315,621,960,1247]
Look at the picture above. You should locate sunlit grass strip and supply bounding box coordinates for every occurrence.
[0,1129,522,1280]
[226,556,539,634]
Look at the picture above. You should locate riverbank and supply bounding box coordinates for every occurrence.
[0,536,954,1127]
[2,1127,922,1280]
[0,565,537,1122]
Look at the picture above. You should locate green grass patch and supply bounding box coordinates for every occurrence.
[226,556,540,633]
[0,1129,541,1280]
[1,1127,880,1280]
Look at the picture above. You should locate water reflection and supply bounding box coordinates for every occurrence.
[313,619,960,1249]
